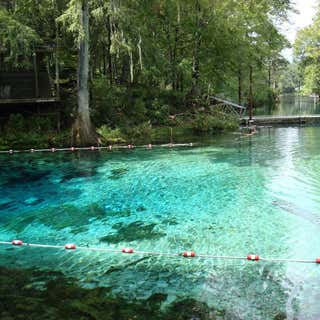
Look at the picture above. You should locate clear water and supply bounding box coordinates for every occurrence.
[256,95,320,116]
[1,127,320,319]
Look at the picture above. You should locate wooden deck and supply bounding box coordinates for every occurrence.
[241,115,320,125]
[0,97,60,105]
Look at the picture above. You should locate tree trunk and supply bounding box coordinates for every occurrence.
[248,65,253,121]
[268,64,271,88]
[190,0,201,98]
[106,14,113,84]
[238,69,242,106]
[73,0,97,146]
[172,1,180,90]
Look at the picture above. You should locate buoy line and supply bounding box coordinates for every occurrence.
[0,143,196,155]
[1,241,319,264]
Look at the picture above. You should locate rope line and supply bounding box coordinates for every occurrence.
[0,143,196,155]
[1,241,320,264]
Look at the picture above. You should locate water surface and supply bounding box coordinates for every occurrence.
[256,95,320,116]
[1,127,320,319]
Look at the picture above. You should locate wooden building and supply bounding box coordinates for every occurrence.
[0,45,60,105]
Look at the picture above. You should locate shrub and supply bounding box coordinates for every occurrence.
[6,114,26,133]
[192,112,239,133]
[123,121,153,143]
[96,125,126,144]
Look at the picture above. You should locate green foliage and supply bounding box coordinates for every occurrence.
[96,125,125,144]
[123,121,153,144]
[148,98,170,125]
[0,114,71,150]
[294,5,320,96]
[280,63,303,94]
[5,113,56,134]
[0,8,41,66]
[91,76,185,127]
[192,112,239,133]
[6,114,26,132]
[254,88,276,108]
[0,0,293,138]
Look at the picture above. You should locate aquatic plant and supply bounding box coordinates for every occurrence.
[100,221,166,243]
[4,203,106,234]
[0,266,226,320]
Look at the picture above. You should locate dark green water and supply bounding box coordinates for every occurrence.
[256,95,320,116]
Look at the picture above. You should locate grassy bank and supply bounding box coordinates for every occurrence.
[0,112,239,150]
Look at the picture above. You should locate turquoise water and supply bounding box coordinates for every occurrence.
[1,127,320,319]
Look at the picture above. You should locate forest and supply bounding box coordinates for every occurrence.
[282,3,320,97]
[3,3,320,319]
[0,0,308,147]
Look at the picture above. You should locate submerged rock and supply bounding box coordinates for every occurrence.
[165,298,211,320]
[105,208,131,218]
[3,203,106,233]
[104,257,150,275]
[273,312,287,320]
[3,169,51,186]
[109,167,129,180]
[0,266,224,320]
[162,218,179,226]
[60,169,97,183]
[100,221,166,243]
[136,205,147,212]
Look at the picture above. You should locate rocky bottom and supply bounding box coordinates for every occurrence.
[0,266,287,320]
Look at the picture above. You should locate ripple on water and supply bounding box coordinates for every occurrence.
[1,127,320,319]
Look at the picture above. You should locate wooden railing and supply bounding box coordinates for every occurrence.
[210,96,246,116]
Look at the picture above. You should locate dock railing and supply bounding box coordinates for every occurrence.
[210,96,247,117]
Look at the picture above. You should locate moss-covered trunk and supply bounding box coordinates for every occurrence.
[73,0,97,146]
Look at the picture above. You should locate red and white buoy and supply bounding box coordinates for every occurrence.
[182,251,196,258]
[315,258,320,264]
[90,146,96,151]
[51,148,56,153]
[70,147,75,152]
[247,255,260,261]
[65,243,76,250]
[12,240,23,246]
[147,144,152,149]
[122,248,134,254]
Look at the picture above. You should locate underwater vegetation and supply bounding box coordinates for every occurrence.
[108,167,129,180]
[3,203,107,234]
[0,266,228,320]
[2,203,136,236]
[100,221,166,243]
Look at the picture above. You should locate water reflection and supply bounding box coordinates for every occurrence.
[256,95,320,116]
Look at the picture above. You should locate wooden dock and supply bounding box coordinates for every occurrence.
[0,98,60,105]
[241,115,320,126]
